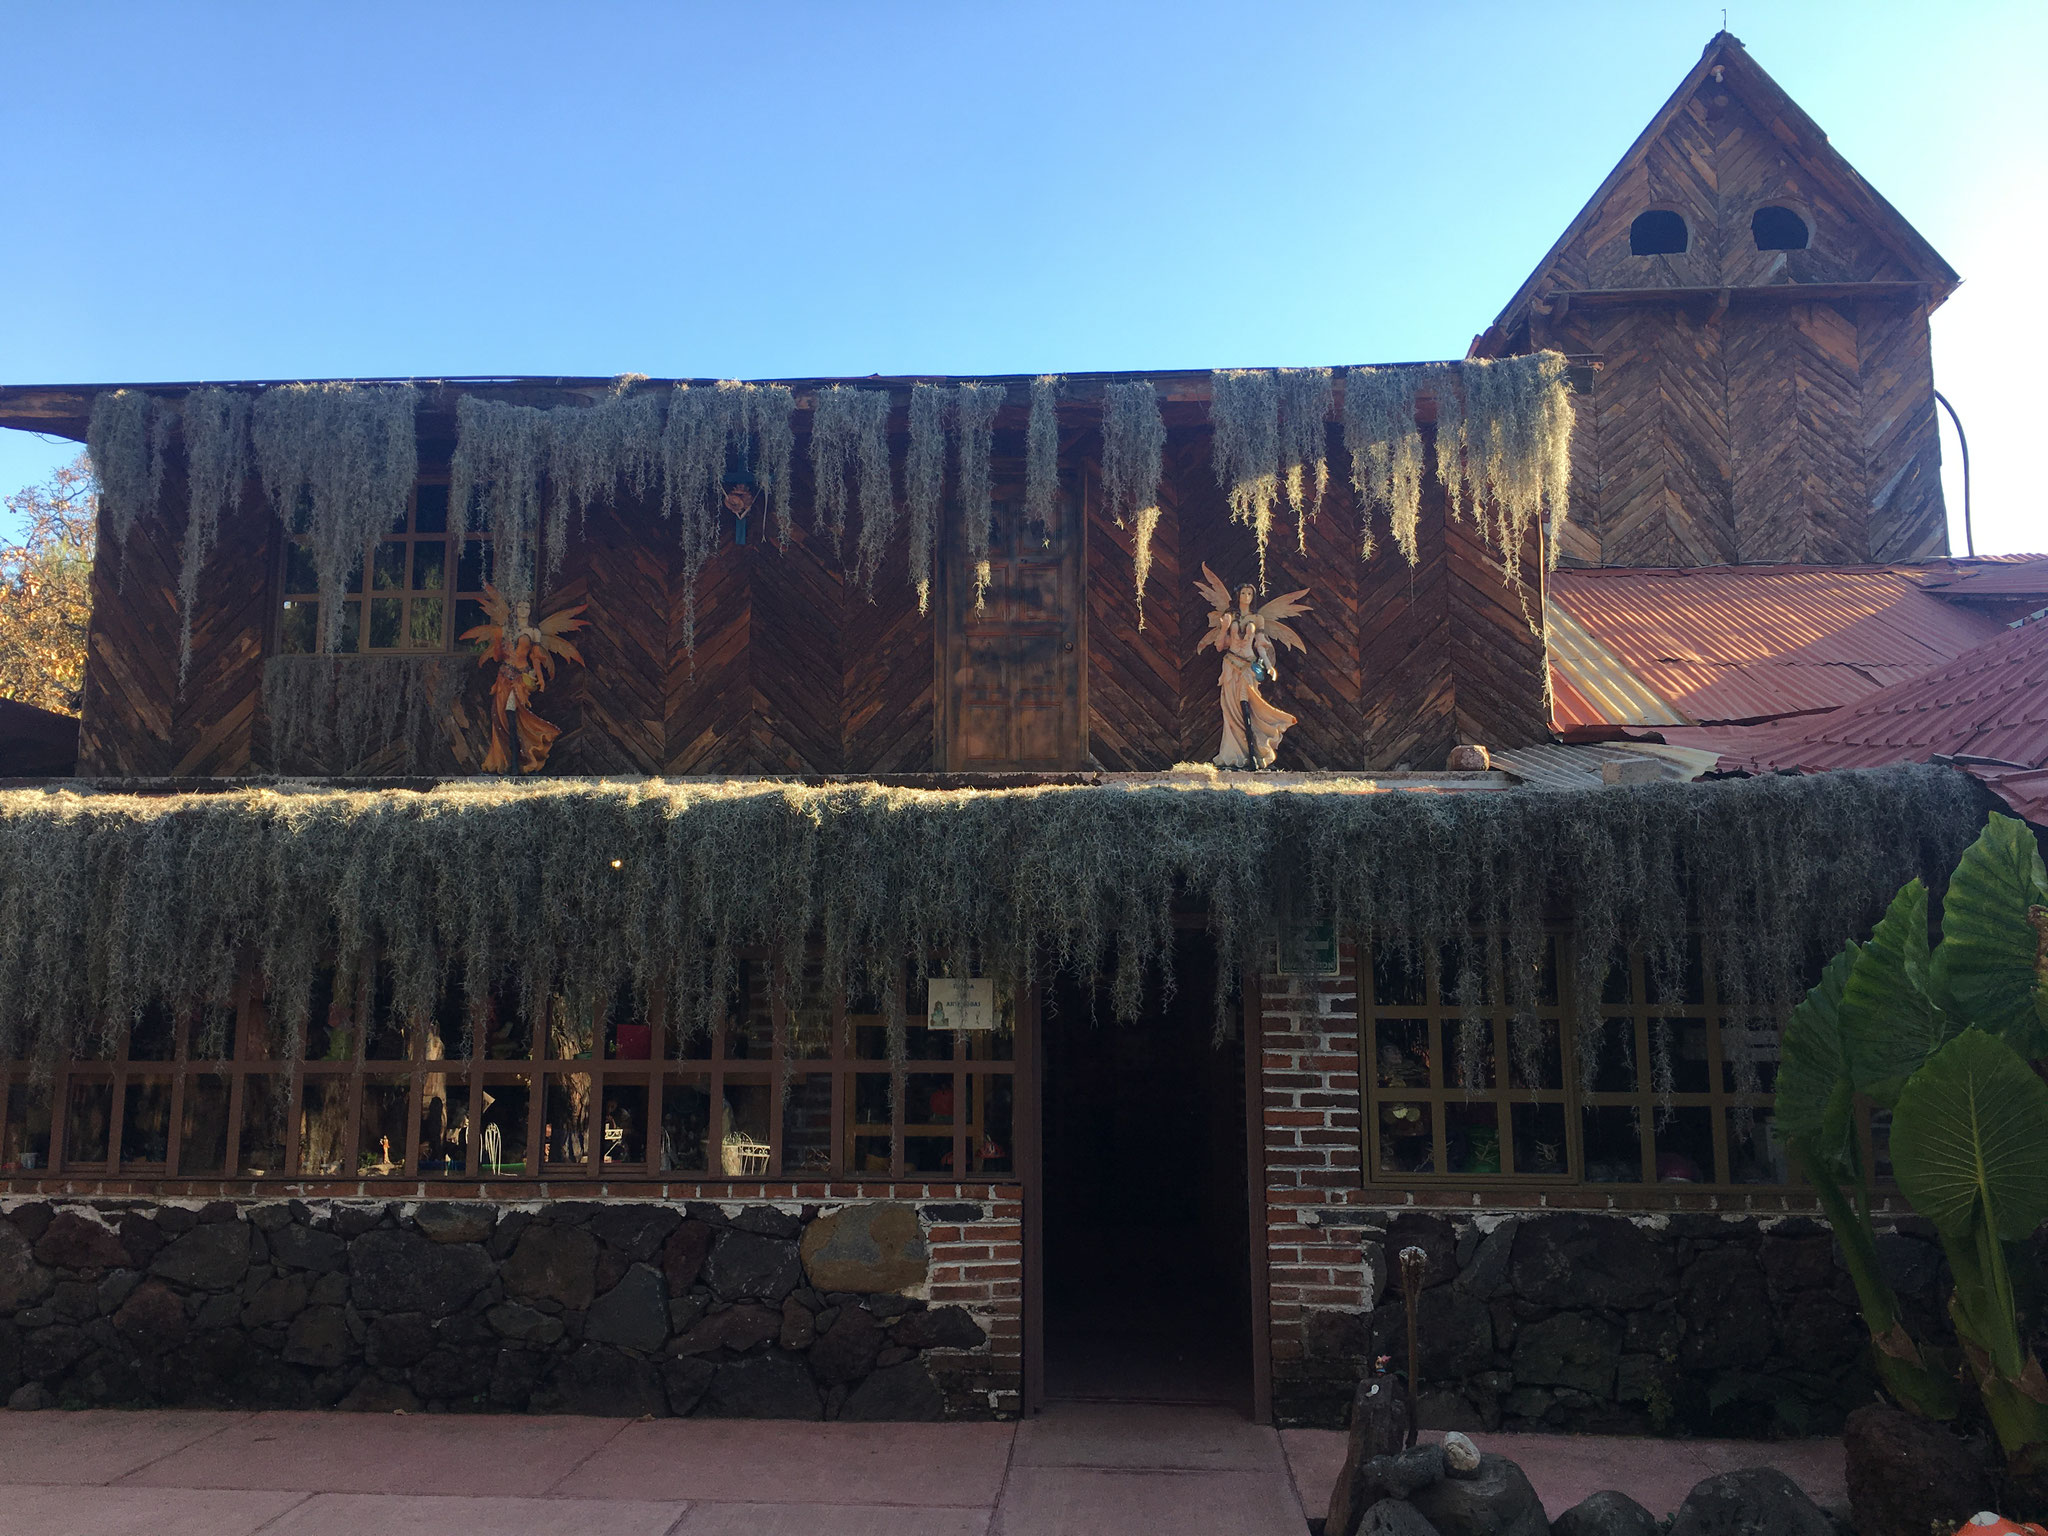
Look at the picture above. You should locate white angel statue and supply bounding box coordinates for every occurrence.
[1195,563,1311,769]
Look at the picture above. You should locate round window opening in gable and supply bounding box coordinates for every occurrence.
[1752,204,1810,251]
[1629,209,1689,256]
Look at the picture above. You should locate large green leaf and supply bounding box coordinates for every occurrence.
[1891,1027,2048,1243]
[1932,813,2048,1058]
[1776,942,1858,1158]
[1841,880,1951,1105]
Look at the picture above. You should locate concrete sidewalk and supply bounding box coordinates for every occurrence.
[0,1403,1845,1535]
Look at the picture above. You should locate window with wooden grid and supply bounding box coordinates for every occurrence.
[1359,933,1803,1189]
[2,958,1018,1184]
[277,481,493,656]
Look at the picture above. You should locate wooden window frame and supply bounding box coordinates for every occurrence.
[1359,931,1810,1193]
[4,956,1020,1187]
[275,478,491,658]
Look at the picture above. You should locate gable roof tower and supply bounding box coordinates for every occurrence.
[1477,33,1958,570]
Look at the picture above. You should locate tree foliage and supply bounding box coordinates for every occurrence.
[0,454,97,714]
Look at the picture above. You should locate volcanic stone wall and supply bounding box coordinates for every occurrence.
[1256,966,1957,1433]
[0,1195,1018,1418]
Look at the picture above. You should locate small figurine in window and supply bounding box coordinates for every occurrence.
[1194,564,1310,769]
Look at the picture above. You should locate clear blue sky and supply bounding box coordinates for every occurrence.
[3,1,2041,554]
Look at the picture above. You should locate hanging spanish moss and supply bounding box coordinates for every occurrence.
[955,381,1005,610]
[808,385,893,575]
[85,388,167,561]
[544,384,664,581]
[252,383,420,653]
[1457,351,1573,586]
[1342,366,1426,564]
[1025,375,1062,541]
[749,383,797,551]
[262,654,466,777]
[1426,363,1468,522]
[906,383,947,614]
[0,765,1982,1088]
[176,387,252,685]
[1276,367,1333,552]
[1209,369,1280,588]
[659,382,747,655]
[1100,381,1166,627]
[449,395,549,614]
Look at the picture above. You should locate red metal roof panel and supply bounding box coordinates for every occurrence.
[1715,613,2048,821]
[1548,564,2008,727]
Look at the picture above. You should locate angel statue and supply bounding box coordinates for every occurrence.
[1195,563,1310,769]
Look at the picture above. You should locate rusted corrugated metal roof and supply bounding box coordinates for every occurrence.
[1493,741,1721,791]
[1912,556,2048,599]
[1548,564,2009,729]
[1716,613,2048,824]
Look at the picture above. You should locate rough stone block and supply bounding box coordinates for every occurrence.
[1668,1467,1834,1536]
[891,1305,986,1351]
[706,1228,802,1303]
[1513,1313,1620,1396]
[149,1222,254,1291]
[349,1230,494,1318]
[1408,1452,1548,1536]
[701,1351,823,1419]
[584,1263,669,1353]
[548,1342,667,1416]
[799,1203,927,1294]
[412,1201,497,1245]
[1551,1489,1659,1536]
[34,1212,130,1272]
[502,1223,600,1310]
[840,1358,945,1421]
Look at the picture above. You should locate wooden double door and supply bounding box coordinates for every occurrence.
[939,471,1085,771]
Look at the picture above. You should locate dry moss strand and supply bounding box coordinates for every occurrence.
[1276,367,1333,551]
[545,385,665,581]
[748,383,797,550]
[253,383,420,653]
[955,382,1005,610]
[86,388,164,561]
[1342,366,1426,564]
[907,382,947,613]
[1025,375,1062,541]
[1209,369,1281,589]
[263,653,464,775]
[1457,353,1571,588]
[1423,363,1467,523]
[1101,380,1167,628]
[450,395,550,614]
[809,385,893,577]
[176,387,253,684]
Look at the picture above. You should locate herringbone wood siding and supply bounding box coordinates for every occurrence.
[82,420,1550,779]
[1524,60,1946,566]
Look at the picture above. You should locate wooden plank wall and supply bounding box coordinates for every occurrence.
[1526,63,1947,566]
[77,459,270,778]
[77,422,1550,779]
[1552,296,1944,568]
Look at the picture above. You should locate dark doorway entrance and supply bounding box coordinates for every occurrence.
[1039,930,1252,1408]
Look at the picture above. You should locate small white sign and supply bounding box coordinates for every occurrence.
[928,976,995,1031]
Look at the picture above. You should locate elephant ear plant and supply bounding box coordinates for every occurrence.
[1777,813,2048,1471]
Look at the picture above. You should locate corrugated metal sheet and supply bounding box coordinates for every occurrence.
[1717,613,2048,823]
[1912,556,2048,599]
[1493,742,1720,791]
[1548,564,2007,728]
[1545,603,1686,728]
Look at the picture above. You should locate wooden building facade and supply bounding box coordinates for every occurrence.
[1,373,1552,783]
[0,33,1988,1438]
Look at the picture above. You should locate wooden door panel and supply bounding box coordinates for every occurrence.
[942,474,1083,770]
